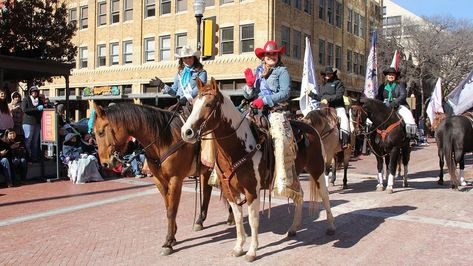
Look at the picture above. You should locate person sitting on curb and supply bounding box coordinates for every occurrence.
[0,129,27,183]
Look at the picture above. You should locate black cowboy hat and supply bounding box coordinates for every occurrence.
[383,67,400,76]
[321,66,337,75]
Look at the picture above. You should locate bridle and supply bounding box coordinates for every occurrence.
[351,104,397,136]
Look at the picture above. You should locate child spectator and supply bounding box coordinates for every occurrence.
[1,129,27,182]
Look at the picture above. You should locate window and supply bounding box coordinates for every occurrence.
[220,27,234,54]
[176,0,187,12]
[354,12,359,36]
[360,16,365,38]
[98,2,107,26]
[281,26,290,56]
[282,0,290,4]
[79,47,88,68]
[382,6,386,16]
[353,52,359,74]
[293,30,301,59]
[145,0,156,18]
[335,45,341,69]
[124,0,133,21]
[221,0,234,4]
[123,41,133,64]
[80,6,88,29]
[110,0,120,24]
[318,39,325,65]
[69,8,77,26]
[347,49,352,72]
[335,2,342,28]
[175,33,187,55]
[159,35,171,61]
[303,0,311,14]
[110,42,119,65]
[383,16,402,26]
[205,0,215,7]
[97,44,106,67]
[327,42,334,66]
[327,0,334,25]
[360,54,365,75]
[319,0,325,20]
[144,37,155,62]
[240,24,254,53]
[294,0,301,10]
[161,0,171,15]
[347,8,352,33]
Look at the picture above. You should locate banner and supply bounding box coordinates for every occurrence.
[299,37,319,116]
[390,49,400,71]
[426,77,444,122]
[41,108,57,143]
[447,70,473,115]
[363,31,378,99]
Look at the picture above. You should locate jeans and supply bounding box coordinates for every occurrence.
[12,157,28,180]
[23,124,41,161]
[0,158,12,185]
[124,153,145,176]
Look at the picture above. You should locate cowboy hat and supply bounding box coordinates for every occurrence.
[383,67,400,76]
[255,40,286,59]
[175,45,201,59]
[320,66,337,75]
[29,85,40,93]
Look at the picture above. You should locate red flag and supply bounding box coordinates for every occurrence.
[390,50,400,71]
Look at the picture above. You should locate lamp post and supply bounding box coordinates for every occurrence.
[193,0,205,52]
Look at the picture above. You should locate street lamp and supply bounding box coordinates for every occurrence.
[193,0,205,52]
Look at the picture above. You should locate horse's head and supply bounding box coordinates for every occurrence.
[350,102,369,135]
[181,77,223,143]
[93,103,129,168]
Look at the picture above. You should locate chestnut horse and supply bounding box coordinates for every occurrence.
[180,78,335,262]
[351,98,411,193]
[303,108,354,189]
[93,103,217,255]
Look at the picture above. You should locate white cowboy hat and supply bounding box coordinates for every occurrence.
[175,45,200,59]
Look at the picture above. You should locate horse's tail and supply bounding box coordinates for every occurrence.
[309,175,322,218]
[443,130,458,186]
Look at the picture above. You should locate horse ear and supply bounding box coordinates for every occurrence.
[95,103,105,118]
[211,77,218,91]
[196,78,204,90]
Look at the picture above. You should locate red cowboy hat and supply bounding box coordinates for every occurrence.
[255,40,286,59]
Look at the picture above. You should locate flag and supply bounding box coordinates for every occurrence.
[363,31,378,99]
[390,49,400,71]
[426,77,444,123]
[447,70,473,115]
[299,37,319,116]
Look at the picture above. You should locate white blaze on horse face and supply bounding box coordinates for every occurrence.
[220,96,256,152]
[182,95,206,139]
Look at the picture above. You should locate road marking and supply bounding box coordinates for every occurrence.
[1,178,472,231]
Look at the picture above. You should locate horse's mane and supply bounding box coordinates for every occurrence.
[105,103,181,146]
[363,98,392,119]
[305,108,338,129]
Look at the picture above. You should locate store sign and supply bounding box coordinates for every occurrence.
[41,108,57,143]
[83,86,120,96]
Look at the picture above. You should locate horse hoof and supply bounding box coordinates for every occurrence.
[330,181,335,187]
[245,255,256,262]
[231,249,245,257]
[326,228,335,236]
[160,247,173,256]
[342,184,348,190]
[287,230,297,237]
[193,223,204,231]
[438,180,444,185]
[227,220,236,226]
[403,182,409,188]
[376,185,384,191]
[386,188,394,194]
[461,181,467,187]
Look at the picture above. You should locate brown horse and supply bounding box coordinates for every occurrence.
[93,103,216,256]
[180,78,335,262]
[303,108,353,189]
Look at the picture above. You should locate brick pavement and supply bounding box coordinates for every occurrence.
[1,142,473,265]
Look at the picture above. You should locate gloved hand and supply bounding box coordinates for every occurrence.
[244,68,256,87]
[178,96,188,106]
[389,101,399,108]
[149,76,164,90]
[308,91,320,101]
[321,99,328,105]
[251,98,264,109]
[37,105,44,111]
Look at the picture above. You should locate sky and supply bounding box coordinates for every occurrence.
[391,0,473,21]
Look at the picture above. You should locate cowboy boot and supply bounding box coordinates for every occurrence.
[342,131,350,149]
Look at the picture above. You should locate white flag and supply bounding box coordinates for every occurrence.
[299,37,319,116]
[426,77,444,123]
[447,70,473,115]
[363,31,378,99]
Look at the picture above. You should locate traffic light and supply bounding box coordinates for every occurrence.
[202,16,219,60]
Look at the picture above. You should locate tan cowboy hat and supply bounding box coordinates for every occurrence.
[175,45,201,59]
[255,40,286,59]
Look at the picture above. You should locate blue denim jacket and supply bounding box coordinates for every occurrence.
[163,68,208,100]
[243,65,291,107]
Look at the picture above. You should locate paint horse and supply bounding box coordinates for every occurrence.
[181,78,335,262]
[93,103,217,256]
[351,98,411,193]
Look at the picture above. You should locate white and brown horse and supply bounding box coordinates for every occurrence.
[181,78,335,262]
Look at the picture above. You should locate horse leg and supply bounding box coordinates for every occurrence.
[330,156,337,186]
[194,171,212,231]
[227,205,235,226]
[376,155,384,191]
[245,198,261,262]
[228,201,246,258]
[161,176,183,256]
[459,156,466,186]
[438,149,444,185]
[402,147,410,188]
[396,155,402,180]
[386,148,400,194]
[342,150,349,189]
[324,163,331,188]
[287,188,304,237]
[317,174,336,235]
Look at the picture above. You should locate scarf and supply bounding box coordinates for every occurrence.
[384,82,396,102]
[30,95,39,107]
[181,66,192,89]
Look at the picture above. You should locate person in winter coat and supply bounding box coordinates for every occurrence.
[8,91,24,141]
[0,86,13,133]
[21,85,44,162]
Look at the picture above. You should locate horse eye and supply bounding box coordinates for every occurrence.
[97,130,105,137]
[205,103,213,108]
